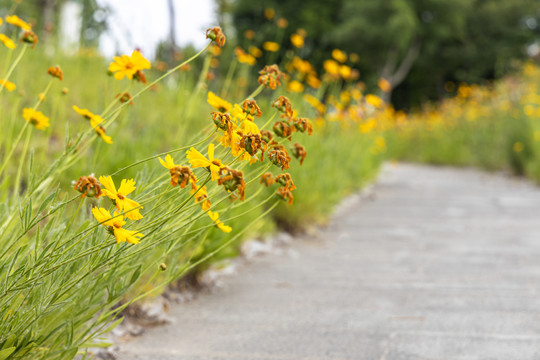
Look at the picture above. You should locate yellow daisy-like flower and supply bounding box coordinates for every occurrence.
[0,34,15,49]
[99,176,143,220]
[207,91,232,112]
[234,47,256,66]
[191,184,211,211]
[108,50,151,80]
[159,154,176,169]
[6,15,31,31]
[95,126,113,144]
[72,105,104,127]
[306,74,321,89]
[23,108,49,130]
[92,207,144,244]
[158,154,197,188]
[331,49,347,63]
[186,143,223,181]
[249,46,262,58]
[231,104,247,123]
[263,41,280,52]
[240,118,261,136]
[287,80,304,93]
[365,94,383,109]
[219,130,251,161]
[290,34,304,48]
[339,65,352,80]
[323,59,340,76]
[207,211,232,233]
[0,79,16,91]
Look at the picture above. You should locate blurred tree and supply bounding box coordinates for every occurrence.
[231,0,539,108]
[0,0,109,49]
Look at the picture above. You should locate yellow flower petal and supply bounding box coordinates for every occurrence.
[117,178,137,197]
[0,34,15,49]
[91,207,117,227]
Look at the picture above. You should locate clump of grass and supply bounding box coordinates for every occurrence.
[388,63,540,182]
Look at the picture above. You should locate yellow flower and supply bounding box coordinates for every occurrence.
[304,94,326,114]
[290,34,304,48]
[207,211,232,233]
[513,142,524,153]
[277,18,288,28]
[0,79,16,91]
[234,47,256,66]
[244,29,255,39]
[323,59,340,76]
[95,126,113,144]
[92,207,144,244]
[306,74,321,89]
[159,154,176,169]
[365,94,383,108]
[264,8,275,20]
[339,65,352,80]
[72,105,104,127]
[287,80,304,93]
[378,78,392,92]
[240,118,261,136]
[6,15,31,31]
[191,184,211,211]
[159,154,197,188]
[186,143,223,181]
[332,49,347,63]
[263,41,280,52]
[249,46,262,58]
[108,50,151,80]
[0,34,15,49]
[207,91,232,112]
[99,176,143,220]
[23,108,49,130]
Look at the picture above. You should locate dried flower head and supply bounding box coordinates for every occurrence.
[170,166,197,188]
[258,64,285,90]
[73,174,102,198]
[275,173,296,191]
[291,143,307,165]
[212,111,234,135]
[293,117,313,135]
[218,167,246,201]
[276,186,294,205]
[272,96,294,117]
[238,131,266,160]
[206,27,226,47]
[159,154,197,188]
[273,120,294,140]
[47,66,63,80]
[260,129,274,144]
[21,31,38,48]
[260,172,275,187]
[242,99,263,117]
[117,92,133,105]
[268,144,291,170]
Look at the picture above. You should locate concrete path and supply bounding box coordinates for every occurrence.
[118,164,540,359]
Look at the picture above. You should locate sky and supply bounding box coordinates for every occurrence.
[95,0,217,57]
